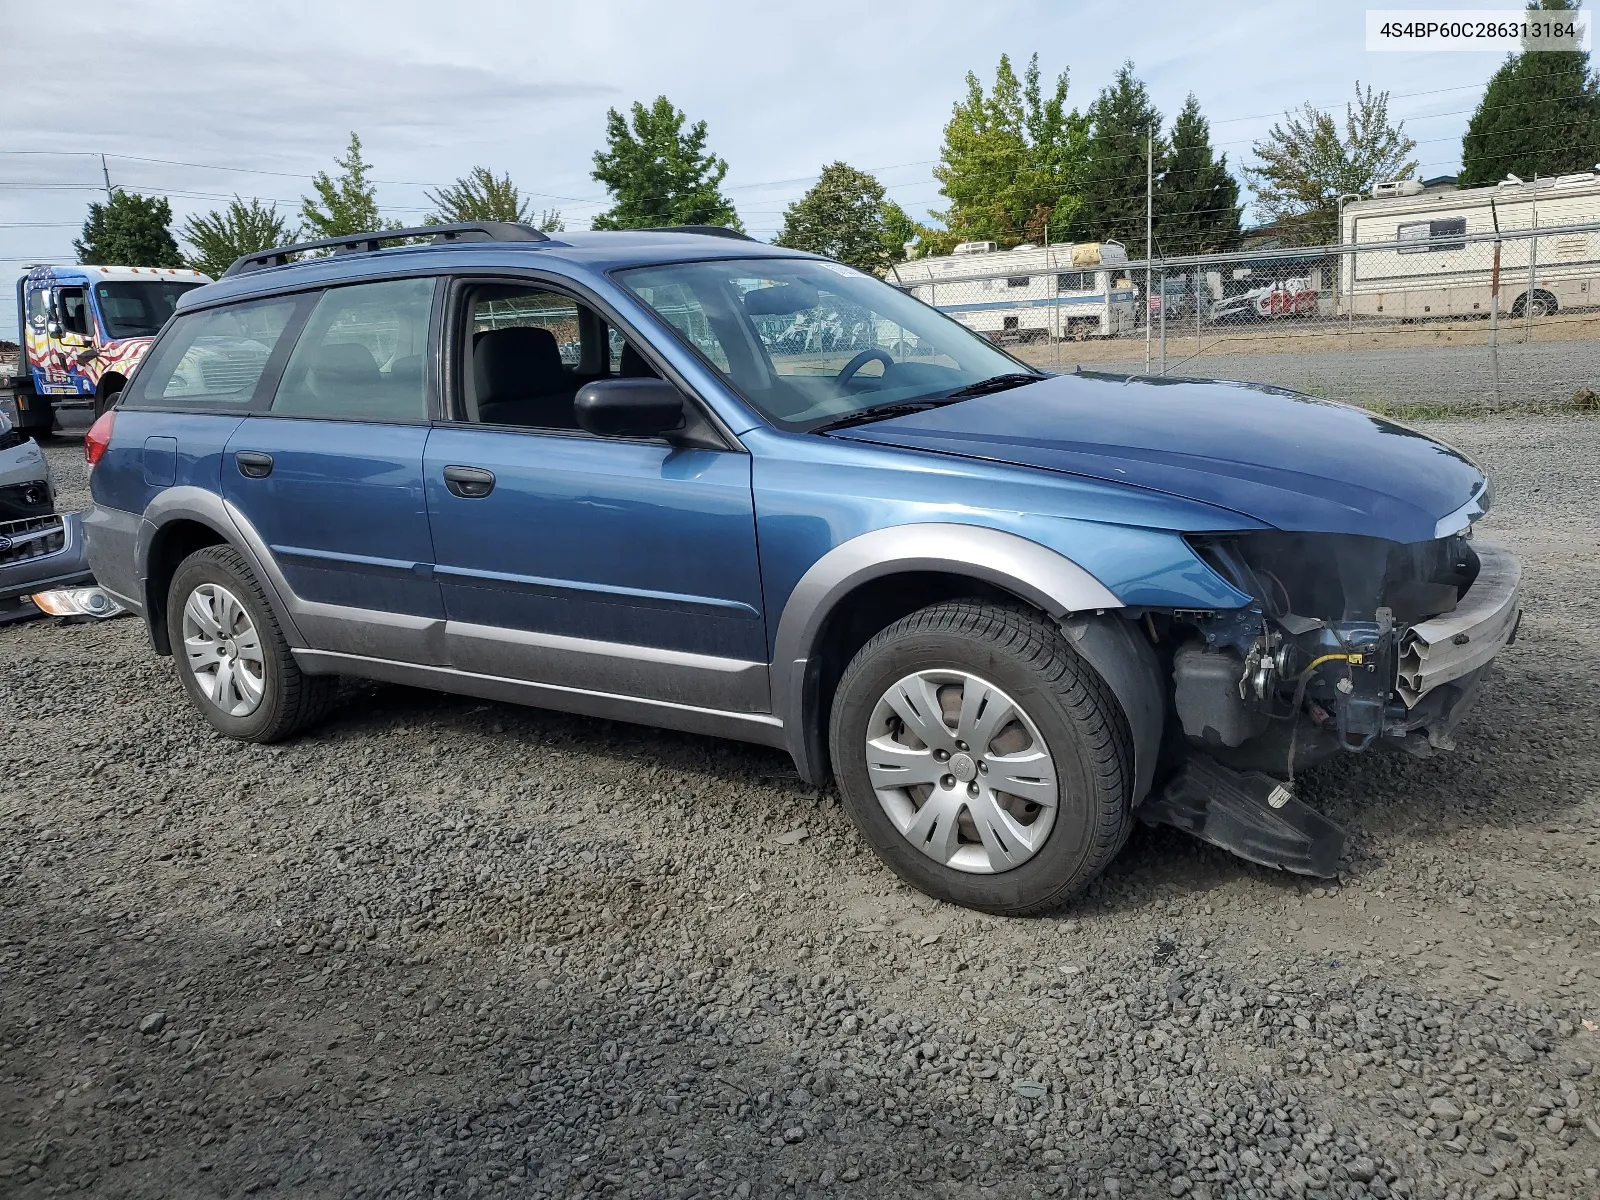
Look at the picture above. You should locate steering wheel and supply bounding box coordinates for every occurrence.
[835,348,894,386]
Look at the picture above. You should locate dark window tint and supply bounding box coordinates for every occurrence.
[25,287,49,327]
[125,297,298,408]
[1006,276,1030,288]
[94,281,205,338]
[1057,271,1094,292]
[271,278,434,422]
[58,288,90,336]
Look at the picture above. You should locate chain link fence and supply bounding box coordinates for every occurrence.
[898,223,1600,413]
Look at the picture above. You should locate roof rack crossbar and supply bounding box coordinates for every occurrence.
[221,221,551,278]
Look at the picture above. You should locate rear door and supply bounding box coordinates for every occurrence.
[221,276,447,665]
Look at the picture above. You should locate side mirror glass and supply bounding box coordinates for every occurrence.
[46,321,62,338]
[574,378,686,440]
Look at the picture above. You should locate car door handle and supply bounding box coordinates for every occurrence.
[443,464,496,498]
[235,451,274,479]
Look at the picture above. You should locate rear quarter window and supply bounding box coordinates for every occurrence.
[124,297,300,409]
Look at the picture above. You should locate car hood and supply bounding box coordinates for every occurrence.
[830,372,1487,542]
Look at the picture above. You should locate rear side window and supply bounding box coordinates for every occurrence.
[270,278,435,422]
[125,297,299,408]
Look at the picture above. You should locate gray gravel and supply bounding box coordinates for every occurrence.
[2,417,1599,1200]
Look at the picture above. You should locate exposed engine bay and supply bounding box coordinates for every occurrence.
[1136,529,1522,876]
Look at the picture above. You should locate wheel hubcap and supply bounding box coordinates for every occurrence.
[865,669,1059,875]
[181,582,266,717]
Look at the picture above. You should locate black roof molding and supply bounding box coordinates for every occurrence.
[631,225,755,241]
[221,221,551,278]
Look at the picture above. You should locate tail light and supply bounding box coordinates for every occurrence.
[85,410,115,469]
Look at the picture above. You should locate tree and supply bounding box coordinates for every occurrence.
[775,163,899,271]
[1073,63,1165,257]
[931,54,1088,247]
[425,166,564,231]
[1156,95,1242,254]
[880,200,922,264]
[300,132,394,240]
[590,97,741,231]
[179,198,295,278]
[1460,0,1600,186]
[75,191,183,266]
[1247,84,1417,245]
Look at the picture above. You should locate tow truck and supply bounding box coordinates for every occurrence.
[0,264,209,434]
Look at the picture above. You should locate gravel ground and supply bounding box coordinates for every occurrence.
[3,418,1599,1200]
[1018,339,1600,411]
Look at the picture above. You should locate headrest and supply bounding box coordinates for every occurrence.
[618,343,658,378]
[307,340,380,393]
[474,326,564,402]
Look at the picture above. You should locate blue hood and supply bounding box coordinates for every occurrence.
[831,373,1487,543]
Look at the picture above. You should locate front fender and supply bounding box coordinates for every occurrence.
[772,523,1168,797]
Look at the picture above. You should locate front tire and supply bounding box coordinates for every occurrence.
[829,602,1133,915]
[166,545,334,741]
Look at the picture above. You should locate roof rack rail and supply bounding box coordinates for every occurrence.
[633,225,755,241]
[221,221,551,278]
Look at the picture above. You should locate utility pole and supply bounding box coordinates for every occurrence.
[100,154,114,203]
[1144,129,1153,375]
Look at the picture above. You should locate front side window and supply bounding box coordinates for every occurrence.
[26,287,49,328]
[57,288,90,337]
[125,296,298,408]
[271,278,435,422]
[1057,271,1094,293]
[620,258,1030,430]
[94,281,205,338]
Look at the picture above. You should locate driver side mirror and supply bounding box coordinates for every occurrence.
[46,322,62,338]
[574,378,686,440]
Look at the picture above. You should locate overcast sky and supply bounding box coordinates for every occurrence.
[3,0,1530,331]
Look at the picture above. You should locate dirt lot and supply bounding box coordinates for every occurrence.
[3,418,1599,1200]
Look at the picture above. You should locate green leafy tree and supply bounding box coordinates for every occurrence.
[880,199,922,264]
[75,191,183,266]
[179,198,295,278]
[775,162,899,271]
[425,166,564,231]
[1156,95,1242,254]
[1460,0,1600,185]
[1072,63,1165,257]
[590,97,741,230]
[1247,84,1417,245]
[932,54,1087,247]
[300,132,396,239]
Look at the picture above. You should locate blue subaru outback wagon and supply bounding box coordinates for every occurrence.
[83,221,1520,913]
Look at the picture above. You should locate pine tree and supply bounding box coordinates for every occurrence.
[1156,95,1242,254]
[1460,0,1600,185]
[590,98,741,231]
[932,54,1087,247]
[1073,63,1164,257]
[300,133,394,239]
[1247,84,1417,245]
[75,191,183,266]
[179,198,295,278]
[775,163,895,272]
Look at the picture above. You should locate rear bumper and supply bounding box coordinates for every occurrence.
[1397,541,1521,707]
[0,512,94,604]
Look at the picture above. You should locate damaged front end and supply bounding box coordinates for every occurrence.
[1139,526,1521,875]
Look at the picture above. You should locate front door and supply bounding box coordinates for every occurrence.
[423,279,768,714]
[220,276,447,664]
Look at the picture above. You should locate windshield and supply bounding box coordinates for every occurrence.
[94,281,205,339]
[617,257,1035,431]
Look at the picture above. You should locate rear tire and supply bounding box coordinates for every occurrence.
[829,601,1133,915]
[166,545,335,742]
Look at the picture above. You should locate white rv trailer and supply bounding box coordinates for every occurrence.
[1341,172,1600,319]
[887,241,1136,340]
